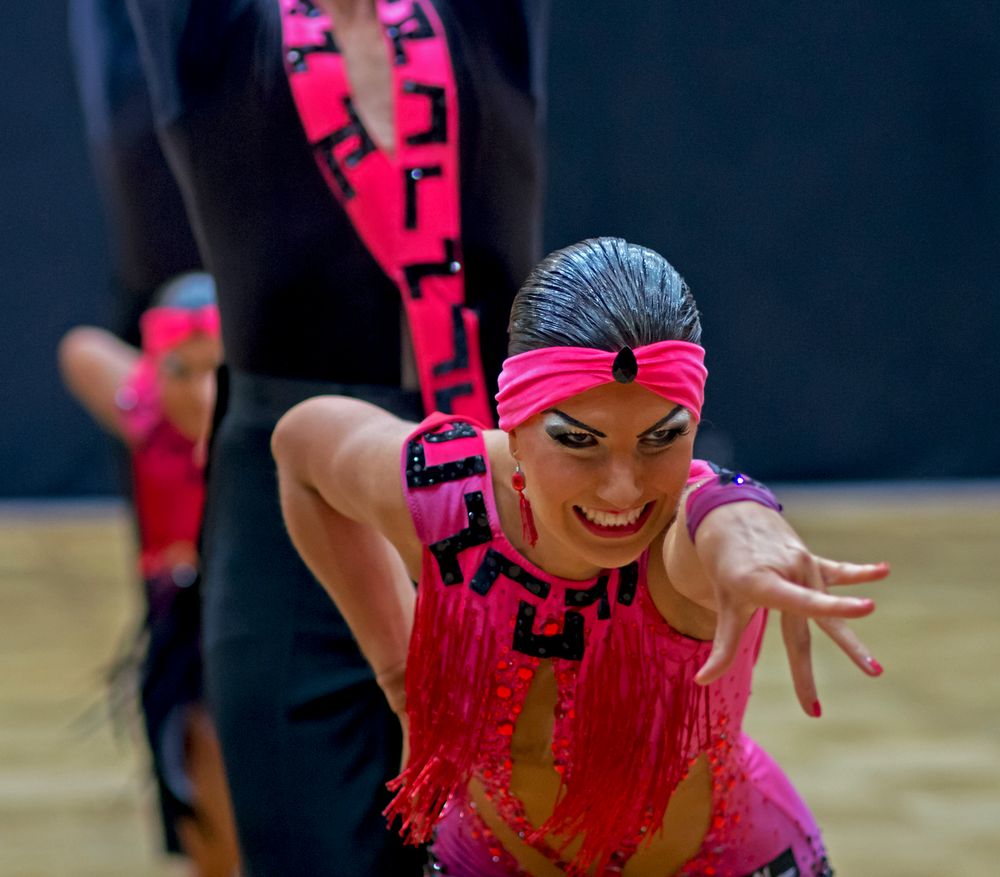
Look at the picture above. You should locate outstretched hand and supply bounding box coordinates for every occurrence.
[690,502,889,716]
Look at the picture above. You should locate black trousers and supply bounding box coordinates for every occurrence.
[201,370,425,876]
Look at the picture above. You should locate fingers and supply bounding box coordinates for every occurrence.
[781,612,820,717]
[817,616,884,677]
[697,547,885,708]
[695,603,753,685]
[817,558,891,586]
[781,558,824,717]
[783,555,883,717]
[779,558,888,718]
[749,569,876,619]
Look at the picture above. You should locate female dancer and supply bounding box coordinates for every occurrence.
[273,238,889,876]
[58,274,239,877]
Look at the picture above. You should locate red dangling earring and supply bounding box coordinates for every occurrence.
[511,463,538,548]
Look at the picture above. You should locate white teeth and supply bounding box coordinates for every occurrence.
[578,505,645,527]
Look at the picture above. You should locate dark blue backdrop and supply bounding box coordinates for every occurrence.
[3,1,999,495]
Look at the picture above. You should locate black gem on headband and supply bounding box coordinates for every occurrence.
[612,346,638,383]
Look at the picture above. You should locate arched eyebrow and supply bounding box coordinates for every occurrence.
[547,405,686,439]
[548,409,607,438]
[636,405,685,438]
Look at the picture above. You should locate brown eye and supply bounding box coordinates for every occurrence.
[547,428,597,449]
[161,356,190,379]
[640,426,689,449]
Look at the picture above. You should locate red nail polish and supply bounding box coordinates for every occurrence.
[866,657,884,676]
[811,700,822,718]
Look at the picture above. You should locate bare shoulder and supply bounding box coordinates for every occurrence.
[272,395,417,540]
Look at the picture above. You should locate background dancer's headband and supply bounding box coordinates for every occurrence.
[140,305,221,357]
[495,340,707,431]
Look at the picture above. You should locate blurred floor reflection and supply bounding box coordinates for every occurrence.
[1,486,997,876]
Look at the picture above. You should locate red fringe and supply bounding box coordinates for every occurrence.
[387,553,712,872]
[533,619,711,875]
[384,555,503,843]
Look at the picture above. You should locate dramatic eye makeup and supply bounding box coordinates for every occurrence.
[544,409,605,448]
[637,405,691,448]
[542,407,691,450]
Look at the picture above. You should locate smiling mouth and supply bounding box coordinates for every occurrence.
[573,502,655,538]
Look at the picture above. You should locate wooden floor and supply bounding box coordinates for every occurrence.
[1,487,998,876]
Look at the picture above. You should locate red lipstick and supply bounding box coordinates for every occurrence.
[573,502,654,538]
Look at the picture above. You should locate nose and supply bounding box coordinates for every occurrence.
[594,454,644,509]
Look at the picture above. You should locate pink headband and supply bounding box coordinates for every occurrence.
[139,305,221,357]
[495,340,707,431]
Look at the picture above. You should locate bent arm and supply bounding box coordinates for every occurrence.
[58,326,139,440]
[272,396,421,715]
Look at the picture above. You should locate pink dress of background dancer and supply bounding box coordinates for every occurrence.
[388,413,834,877]
[111,303,219,852]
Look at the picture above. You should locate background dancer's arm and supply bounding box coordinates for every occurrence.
[661,496,890,713]
[58,326,138,439]
[273,397,421,718]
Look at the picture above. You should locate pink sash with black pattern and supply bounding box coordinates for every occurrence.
[280,0,492,424]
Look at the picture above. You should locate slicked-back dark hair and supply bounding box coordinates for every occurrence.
[508,238,701,355]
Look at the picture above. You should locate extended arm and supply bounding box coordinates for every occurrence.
[272,396,422,717]
[662,485,889,716]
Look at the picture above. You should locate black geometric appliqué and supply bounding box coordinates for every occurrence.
[404,165,443,229]
[405,436,486,488]
[403,238,460,299]
[315,97,377,198]
[423,421,477,443]
[513,602,585,661]
[428,491,491,585]
[385,3,435,65]
[332,97,377,168]
[317,141,353,199]
[565,574,611,620]
[432,305,470,376]
[434,383,474,414]
[285,30,339,73]
[616,562,639,606]
[402,81,447,145]
[469,548,551,599]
